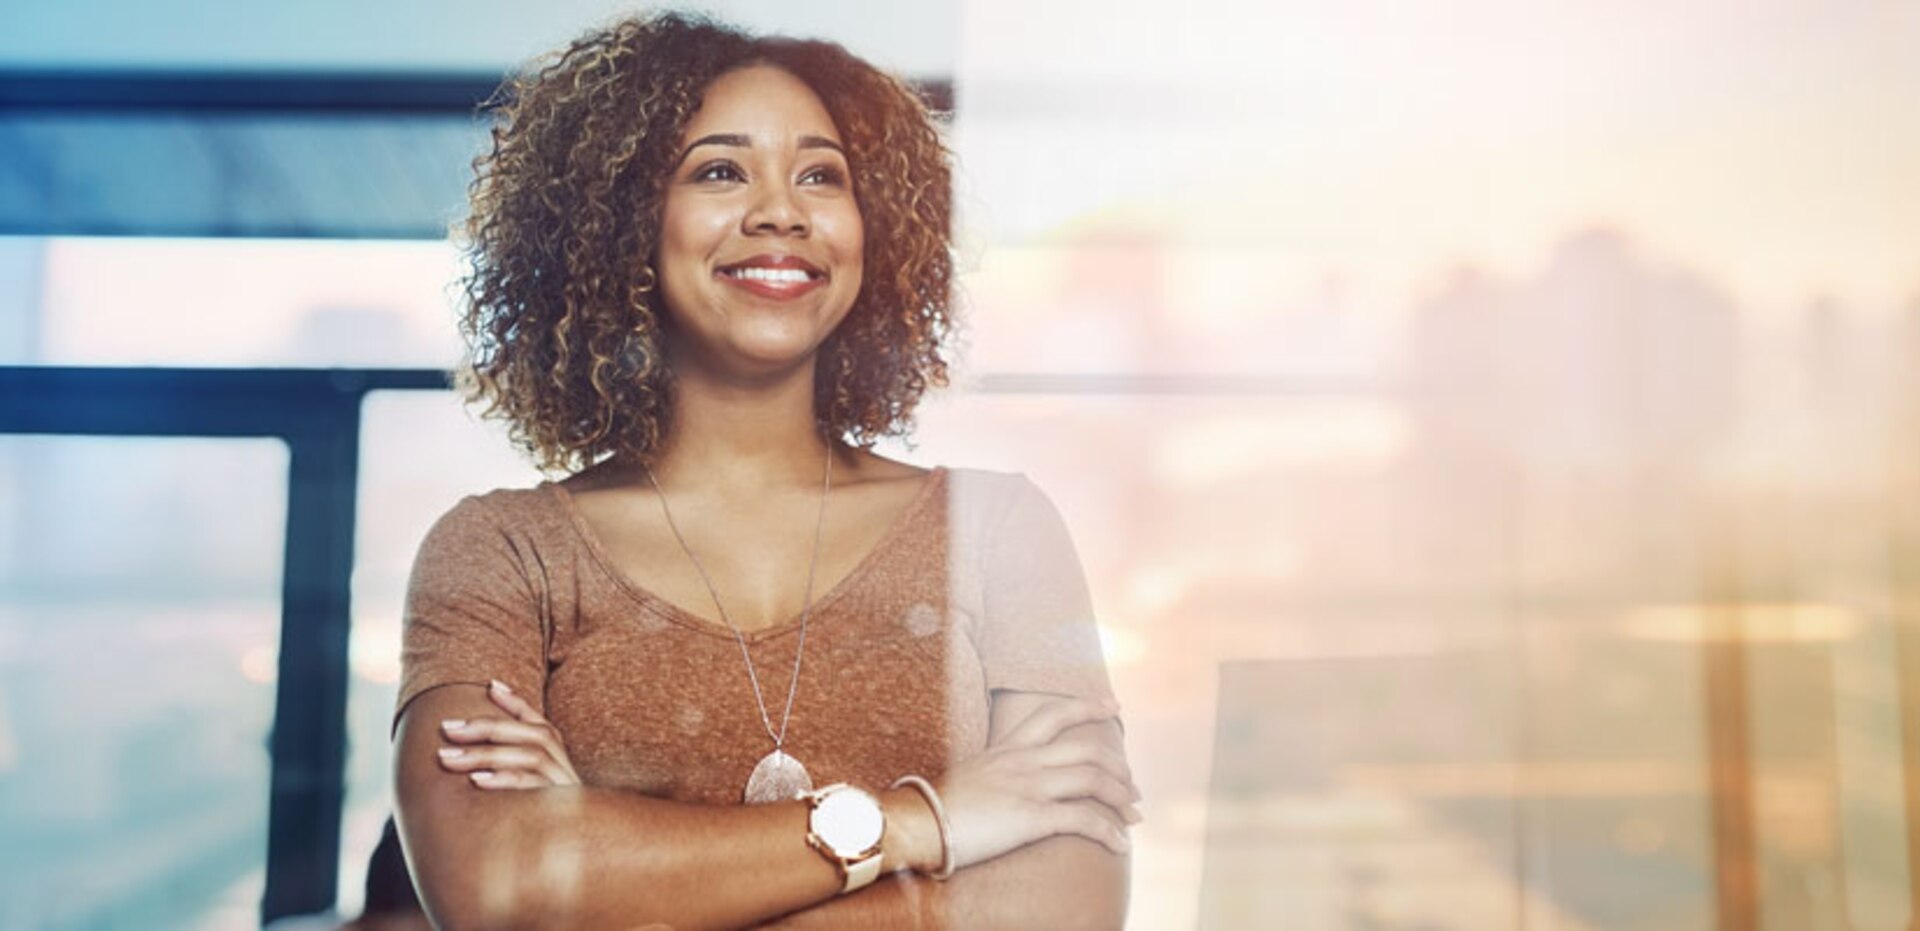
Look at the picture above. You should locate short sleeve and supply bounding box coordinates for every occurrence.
[392,494,548,737]
[977,475,1115,701]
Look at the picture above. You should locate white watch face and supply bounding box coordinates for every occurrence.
[813,786,884,855]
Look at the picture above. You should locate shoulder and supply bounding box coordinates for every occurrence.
[423,483,559,535]
[414,483,569,567]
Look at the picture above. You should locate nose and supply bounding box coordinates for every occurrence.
[743,180,808,236]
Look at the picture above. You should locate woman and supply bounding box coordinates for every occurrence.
[392,13,1136,929]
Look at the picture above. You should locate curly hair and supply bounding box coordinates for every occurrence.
[455,12,955,473]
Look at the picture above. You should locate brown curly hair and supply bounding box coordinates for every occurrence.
[455,12,955,473]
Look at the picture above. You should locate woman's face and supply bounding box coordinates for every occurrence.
[655,64,865,379]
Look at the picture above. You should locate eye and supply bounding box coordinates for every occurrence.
[799,164,848,187]
[690,160,745,183]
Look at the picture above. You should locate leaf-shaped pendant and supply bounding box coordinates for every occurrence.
[744,749,812,804]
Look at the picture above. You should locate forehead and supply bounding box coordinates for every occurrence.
[681,65,841,143]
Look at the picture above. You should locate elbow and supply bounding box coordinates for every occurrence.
[414,878,532,931]
[418,900,520,931]
[399,839,536,931]
[409,854,568,931]
[393,799,556,931]
[401,810,624,931]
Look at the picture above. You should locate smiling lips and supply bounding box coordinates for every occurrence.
[716,254,828,301]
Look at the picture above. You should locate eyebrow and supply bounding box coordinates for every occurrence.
[677,133,846,165]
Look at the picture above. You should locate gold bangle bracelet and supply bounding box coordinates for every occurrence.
[889,774,956,880]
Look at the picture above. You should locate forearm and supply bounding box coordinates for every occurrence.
[757,834,1130,931]
[406,784,834,930]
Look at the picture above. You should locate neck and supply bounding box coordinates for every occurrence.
[644,354,840,493]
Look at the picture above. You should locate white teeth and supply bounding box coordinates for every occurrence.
[725,267,813,283]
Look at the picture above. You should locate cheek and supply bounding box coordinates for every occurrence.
[659,201,723,263]
[656,202,731,302]
[655,211,706,319]
[825,206,865,272]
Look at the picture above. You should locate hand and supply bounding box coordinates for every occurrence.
[928,696,1140,871]
[435,679,581,790]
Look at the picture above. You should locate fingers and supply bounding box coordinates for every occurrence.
[439,694,582,788]
[441,717,568,766]
[1048,799,1132,855]
[998,696,1121,750]
[436,744,574,786]
[466,768,556,790]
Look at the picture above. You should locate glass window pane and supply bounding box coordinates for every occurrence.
[0,435,287,930]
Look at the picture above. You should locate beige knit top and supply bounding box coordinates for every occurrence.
[394,467,1114,805]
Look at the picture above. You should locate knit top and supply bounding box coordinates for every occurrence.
[393,466,1115,804]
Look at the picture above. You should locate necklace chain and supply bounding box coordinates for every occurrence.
[641,447,832,752]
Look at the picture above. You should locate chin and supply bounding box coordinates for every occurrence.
[731,319,843,356]
[721,338,826,372]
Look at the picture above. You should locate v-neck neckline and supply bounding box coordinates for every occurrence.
[545,466,947,643]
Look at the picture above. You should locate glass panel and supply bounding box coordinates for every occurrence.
[0,435,287,930]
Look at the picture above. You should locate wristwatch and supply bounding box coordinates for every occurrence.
[801,783,886,894]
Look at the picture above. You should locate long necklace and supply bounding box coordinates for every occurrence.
[641,446,831,804]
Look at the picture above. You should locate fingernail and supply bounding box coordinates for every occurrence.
[437,747,464,759]
[1125,806,1143,824]
[490,679,512,695]
[471,771,496,783]
[441,719,467,732]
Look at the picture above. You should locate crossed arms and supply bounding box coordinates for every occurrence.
[393,684,1135,930]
